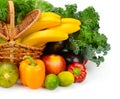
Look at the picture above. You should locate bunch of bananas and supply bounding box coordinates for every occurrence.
[16,12,81,47]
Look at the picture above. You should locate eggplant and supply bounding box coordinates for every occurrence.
[60,52,84,66]
[44,41,67,54]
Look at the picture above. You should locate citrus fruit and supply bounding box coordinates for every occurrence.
[45,74,59,90]
[58,71,74,87]
[0,62,19,88]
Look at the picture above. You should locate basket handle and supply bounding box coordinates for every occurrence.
[7,0,15,41]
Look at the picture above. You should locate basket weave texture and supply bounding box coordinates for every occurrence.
[0,1,45,64]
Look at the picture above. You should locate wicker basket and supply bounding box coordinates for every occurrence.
[0,1,45,64]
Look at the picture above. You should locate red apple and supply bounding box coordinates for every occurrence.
[42,54,66,74]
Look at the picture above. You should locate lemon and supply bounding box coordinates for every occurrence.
[58,71,74,87]
[45,74,59,90]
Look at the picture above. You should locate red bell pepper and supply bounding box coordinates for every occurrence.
[67,62,87,82]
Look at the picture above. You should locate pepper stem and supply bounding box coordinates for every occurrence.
[23,56,36,66]
[73,68,81,75]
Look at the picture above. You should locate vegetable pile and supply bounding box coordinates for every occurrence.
[0,0,111,90]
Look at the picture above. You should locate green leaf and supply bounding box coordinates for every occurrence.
[13,0,37,24]
[52,4,78,18]
[36,0,53,12]
[0,0,8,22]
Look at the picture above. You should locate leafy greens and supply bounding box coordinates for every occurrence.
[52,4,111,66]
[0,0,8,22]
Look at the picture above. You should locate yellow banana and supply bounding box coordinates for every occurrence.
[21,29,68,46]
[61,18,81,25]
[15,11,61,39]
[41,12,61,19]
[35,12,61,29]
[48,18,81,34]
[48,23,80,34]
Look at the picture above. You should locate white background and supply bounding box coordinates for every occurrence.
[0,0,120,99]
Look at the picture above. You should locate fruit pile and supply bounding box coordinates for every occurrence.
[0,55,86,89]
[0,0,110,90]
[0,0,86,89]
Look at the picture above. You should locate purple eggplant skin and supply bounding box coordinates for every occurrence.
[43,41,67,54]
[60,52,84,66]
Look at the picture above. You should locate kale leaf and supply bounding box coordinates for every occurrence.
[52,4,77,18]
[36,0,54,12]
[13,0,38,24]
[0,0,8,22]
[52,4,111,66]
